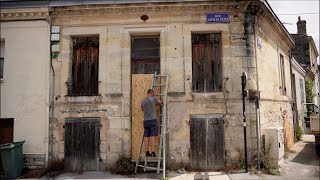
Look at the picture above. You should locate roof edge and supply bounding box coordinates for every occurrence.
[260,0,295,47]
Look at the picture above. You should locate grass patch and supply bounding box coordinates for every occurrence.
[296,126,303,141]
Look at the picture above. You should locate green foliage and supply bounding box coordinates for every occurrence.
[110,155,135,175]
[296,126,303,141]
[261,141,281,175]
[306,80,314,113]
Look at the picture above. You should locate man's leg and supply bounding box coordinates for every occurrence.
[144,137,149,151]
[150,119,158,157]
[150,136,156,152]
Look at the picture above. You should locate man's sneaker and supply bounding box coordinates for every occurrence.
[151,152,156,157]
[146,151,151,157]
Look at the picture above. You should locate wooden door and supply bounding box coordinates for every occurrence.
[64,118,100,171]
[207,118,224,168]
[291,73,299,138]
[190,117,207,168]
[0,118,13,144]
[190,115,224,169]
[0,118,13,173]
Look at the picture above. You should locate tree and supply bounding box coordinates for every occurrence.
[306,80,314,113]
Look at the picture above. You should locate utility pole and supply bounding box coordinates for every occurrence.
[241,72,248,173]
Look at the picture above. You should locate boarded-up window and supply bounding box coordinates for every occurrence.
[70,36,99,96]
[280,54,286,95]
[192,34,222,93]
[131,36,160,74]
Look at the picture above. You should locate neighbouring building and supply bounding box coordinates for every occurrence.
[291,17,319,109]
[291,57,307,133]
[1,0,295,171]
[0,7,51,169]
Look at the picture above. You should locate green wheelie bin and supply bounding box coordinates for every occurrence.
[0,141,25,179]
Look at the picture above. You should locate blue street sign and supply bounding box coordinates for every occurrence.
[206,13,230,23]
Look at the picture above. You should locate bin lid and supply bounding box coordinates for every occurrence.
[0,141,25,150]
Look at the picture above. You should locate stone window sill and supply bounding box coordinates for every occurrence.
[192,92,224,99]
[65,95,102,103]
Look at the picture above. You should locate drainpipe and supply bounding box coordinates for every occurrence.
[253,11,261,171]
[46,17,55,161]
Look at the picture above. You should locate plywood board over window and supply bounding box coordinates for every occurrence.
[69,36,99,96]
[192,33,222,93]
[131,74,161,160]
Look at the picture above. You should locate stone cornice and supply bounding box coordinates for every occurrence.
[292,58,306,76]
[0,8,50,21]
[51,3,244,18]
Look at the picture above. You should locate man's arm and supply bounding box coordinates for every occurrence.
[156,98,163,106]
[141,105,144,111]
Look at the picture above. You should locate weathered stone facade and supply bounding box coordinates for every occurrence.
[49,0,295,169]
[0,0,296,170]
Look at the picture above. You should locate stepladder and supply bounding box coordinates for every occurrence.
[134,72,169,179]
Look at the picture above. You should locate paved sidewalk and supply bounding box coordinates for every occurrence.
[40,135,319,180]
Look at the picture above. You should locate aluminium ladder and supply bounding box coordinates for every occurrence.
[134,72,169,179]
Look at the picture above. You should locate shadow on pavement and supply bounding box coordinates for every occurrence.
[292,142,319,166]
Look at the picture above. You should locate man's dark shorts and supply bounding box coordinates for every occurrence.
[144,119,158,137]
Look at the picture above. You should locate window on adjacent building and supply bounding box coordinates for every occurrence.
[131,36,160,74]
[0,41,4,80]
[192,33,222,93]
[279,54,286,95]
[300,78,305,105]
[70,36,99,96]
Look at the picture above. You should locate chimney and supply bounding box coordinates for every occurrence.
[297,16,307,35]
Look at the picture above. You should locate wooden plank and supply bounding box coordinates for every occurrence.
[131,74,160,160]
[190,117,207,169]
[64,118,100,171]
[207,118,225,169]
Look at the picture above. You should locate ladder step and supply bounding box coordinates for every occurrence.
[155,75,167,77]
[153,84,166,87]
[156,94,166,96]
[137,165,163,171]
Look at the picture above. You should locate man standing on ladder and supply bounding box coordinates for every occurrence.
[141,89,162,157]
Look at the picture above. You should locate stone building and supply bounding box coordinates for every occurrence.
[291,57,307,132]
[291,17,319,109]
[1,0,295,170]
